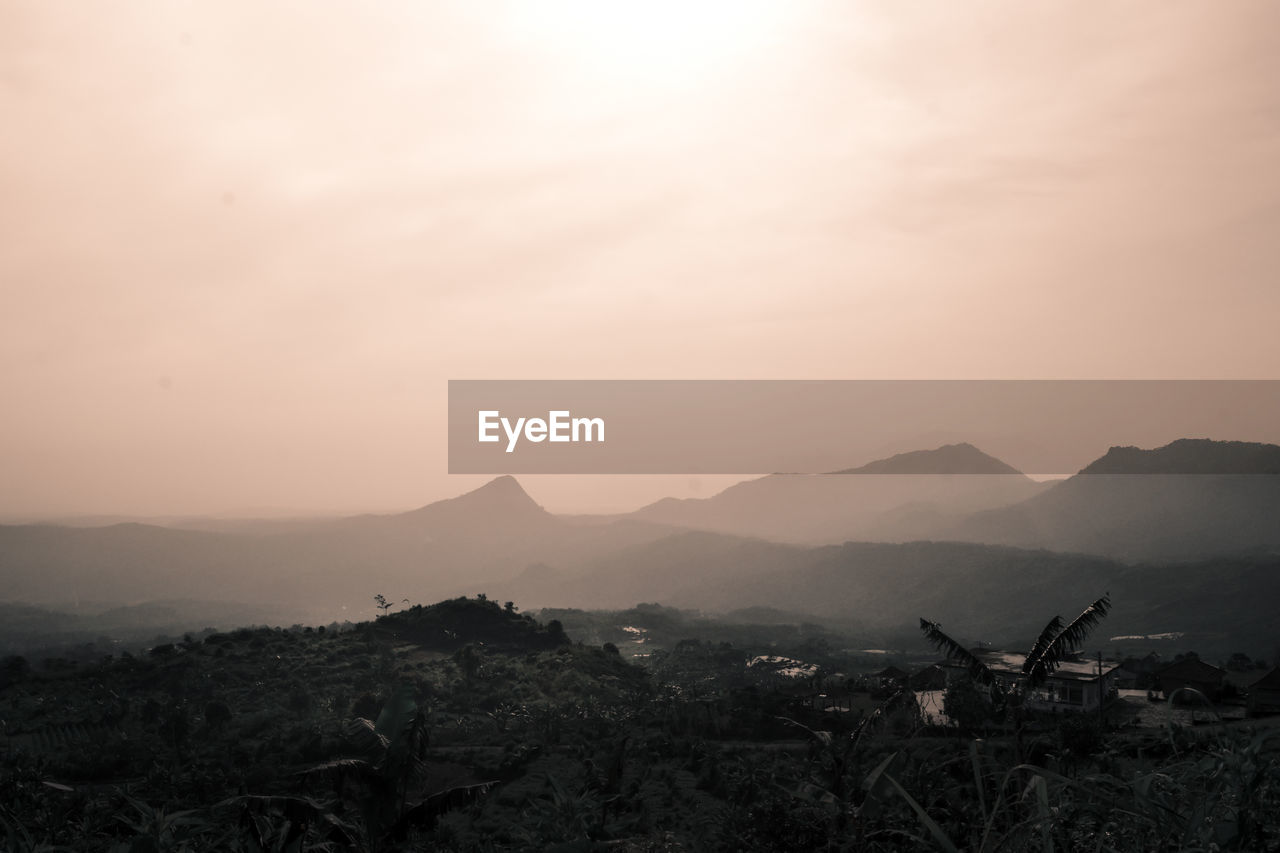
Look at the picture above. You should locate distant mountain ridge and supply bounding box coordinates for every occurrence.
[831,442,1024,475]
[1079,439,1280,475]
[954,438,1280,560]
[629,443,1044,544]
[403,474,547,519]
[2,437,1279,628]
[624,438,1280,558]
[0,475,680,615]
[490,533,1280,656]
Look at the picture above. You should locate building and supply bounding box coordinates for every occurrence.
[909,664,948,691]
[1246,667,1280,717]
[874,665,909,683]
[1153,657,1225,701]
[943,649,1121,714]
[1114,652,1163,688]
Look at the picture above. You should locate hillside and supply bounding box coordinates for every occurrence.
[631,444,1046,544]
[3,439,1279,643]
[0,477,679,617]
[486,533,1280,656]
[831,442,1024,474]
[374,596,569,651]
[1079,438,1280,474]
[1,594,1275,851]
[956,439,1280,560]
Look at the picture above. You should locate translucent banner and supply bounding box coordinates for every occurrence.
[447,380,1280,475]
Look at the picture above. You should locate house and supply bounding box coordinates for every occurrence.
[1114,653,1163,688]
[942,649,1121,714]
[872,665,909,690]
[1153,657,1225,701]
[1245,667,1280,717]
[909,664,948,691]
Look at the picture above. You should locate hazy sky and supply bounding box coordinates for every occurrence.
[3,2,1279,517]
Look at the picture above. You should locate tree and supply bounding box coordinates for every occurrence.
[1227,652,1254,672]
[920,594,1111,711]
[291,685,496,848]
[204,700,232,731]
[454,644,480,684]
[0,655,30,688]
[374,594,404,617]
[942,677,991,732]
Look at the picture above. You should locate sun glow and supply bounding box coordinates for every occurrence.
[504,0,795,90]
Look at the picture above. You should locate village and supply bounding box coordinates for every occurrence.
[740,644,1280,731]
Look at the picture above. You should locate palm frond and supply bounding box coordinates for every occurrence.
[374,684,418,741]
[1022,615,1063,676]
[1024,594,1111,688]
[389,781,498,839]
[775,715,833,747]
[1055,594,1111,650]
[298,758,375,778]
[919,619,995,686]
[345,717,390,758]
[216,793,332,818]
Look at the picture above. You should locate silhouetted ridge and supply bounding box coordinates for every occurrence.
[376,596,568,651]
[454,474,542,509]
[833,443,1023,475]
[1079,439,1280,475]
[401,475,548,523]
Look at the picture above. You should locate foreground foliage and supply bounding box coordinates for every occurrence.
[1,596,1278,851]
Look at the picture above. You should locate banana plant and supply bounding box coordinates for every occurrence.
[778,689,934,848]
[919,594,1111,712]
[300,685,496,851]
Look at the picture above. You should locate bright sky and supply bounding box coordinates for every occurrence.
[3,2,1279,516]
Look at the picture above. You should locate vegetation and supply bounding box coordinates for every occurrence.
[1,595,1278,851]
[920,594,1112,709]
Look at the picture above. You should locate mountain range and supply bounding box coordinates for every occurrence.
[628,439,1280,559]
[630,443,1050,544]
[2,438,1278,651]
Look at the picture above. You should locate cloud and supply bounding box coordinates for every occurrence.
[2,1,1279,514]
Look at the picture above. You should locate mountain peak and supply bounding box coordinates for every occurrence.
[474,474,530,498]
[833,443,1023,475]
[402,475,549,527]
[449,475,542,510]
[1079,439,1280,475]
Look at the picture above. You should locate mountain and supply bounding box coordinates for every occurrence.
[1078,439,1280,475]
[0,599,308,656]
[5,440,1280,643]
[0,523,265,604]
[955,439,1280,560]
[831,442,1023,475]
[396,474,552,532]
[630,444,1046,544]
[0,477,680,618]
[520,535,1114,632]
[505,531,1280,655]
[492,530,807,611]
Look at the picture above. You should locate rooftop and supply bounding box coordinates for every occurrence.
[945,649,1120,682]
